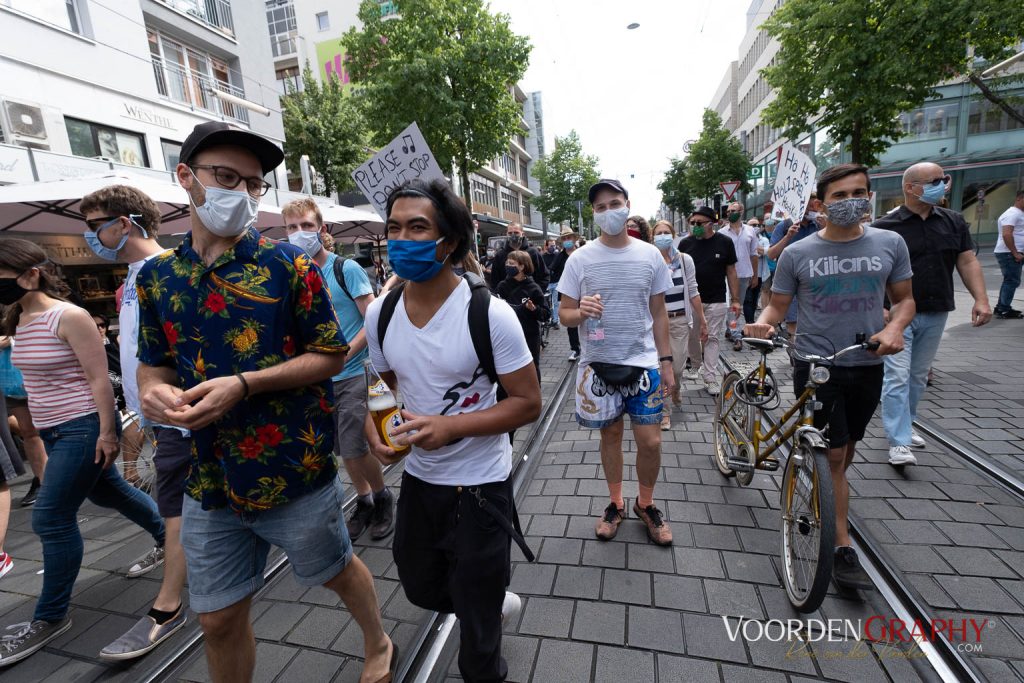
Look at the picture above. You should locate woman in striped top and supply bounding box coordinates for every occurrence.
[652,221,708,430]
[0,239,164,667]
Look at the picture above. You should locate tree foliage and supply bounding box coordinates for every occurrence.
[657,156,695,218]
[761,0,1024,166]
[685,110,751,201]
[531,131,600,230]
[342,0,531,209]
[281,67,370,195]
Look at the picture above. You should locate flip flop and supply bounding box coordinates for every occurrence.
[372,640,399,683]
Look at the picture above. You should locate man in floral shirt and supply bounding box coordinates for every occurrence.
[136,122,394,683]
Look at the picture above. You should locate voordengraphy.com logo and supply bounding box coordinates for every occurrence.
[723,616,987,655]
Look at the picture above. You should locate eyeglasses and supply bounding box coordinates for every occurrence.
[191,164,272,197]
[914,174,952,188]
[689,221,710,227]
[84,216,118,232]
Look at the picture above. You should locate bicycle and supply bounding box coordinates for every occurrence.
[713,332,880,612]
[117,410,157,493]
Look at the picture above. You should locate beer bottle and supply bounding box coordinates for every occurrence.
[365,360,411,457]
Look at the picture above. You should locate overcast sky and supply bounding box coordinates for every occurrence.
[487,0,758,219]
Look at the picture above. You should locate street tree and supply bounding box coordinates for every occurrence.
[281,66,369,195]
[761,0,1024,167]
[342,0,530,209]
[531,130,600,231]
[657,156,695,220]
[685,110,751,201]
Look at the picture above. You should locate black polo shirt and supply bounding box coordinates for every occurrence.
[872,205,972,313]
[678,232,738,303]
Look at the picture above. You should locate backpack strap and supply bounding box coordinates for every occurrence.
[376,280,406,349]
[331,255,353,301]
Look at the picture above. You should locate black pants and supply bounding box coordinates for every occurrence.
[567,325,580,352]
[394,472,513,682]
[743,280,763,322]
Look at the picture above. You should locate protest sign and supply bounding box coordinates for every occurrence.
[352,122,447,218]
[769,142,816,221]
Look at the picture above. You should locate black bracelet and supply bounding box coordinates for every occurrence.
[236,373,250,399]
[659,355,674,363]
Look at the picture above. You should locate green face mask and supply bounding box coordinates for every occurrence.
[728,211,742,223]
[691,226,706,238]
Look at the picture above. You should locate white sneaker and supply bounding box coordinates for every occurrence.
[704,381,721,396]
[126,546,165,578]
[888,446,917,466]
[910,431,926,449]
[500,591,522,627]
[684,368,700,381]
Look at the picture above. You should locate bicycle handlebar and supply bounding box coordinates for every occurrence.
[741,334,880,363]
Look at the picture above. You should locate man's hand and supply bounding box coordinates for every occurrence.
[393,410,454,451]
[365,413,404,465]
[750,276,759,289]
[743,322,775,339]
[870,326,905,356]
[972,299,992,326]
[660,361,676,398]
[524,299,537,312]
[698,319,709,343]
[786,223,799,240]
[729,301,741,317]
[579,294,603,319]
[141,383,186,424]
[1014,252,1023,263]
[164,375,246,430]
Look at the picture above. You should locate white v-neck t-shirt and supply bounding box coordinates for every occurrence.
[365,279,533,486]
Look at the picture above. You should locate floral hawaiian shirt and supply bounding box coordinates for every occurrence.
[136,228,348,512]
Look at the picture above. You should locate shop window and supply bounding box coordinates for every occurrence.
[2,0,82,34]
[66,118,149,167]
[968,99,1024,135]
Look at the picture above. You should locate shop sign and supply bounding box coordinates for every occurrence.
[34,150,110,181]
[34,234,107,265]
[0,144,33,184]
[121,102,175,130]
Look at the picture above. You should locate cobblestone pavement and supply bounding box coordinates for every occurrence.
[1,254,1021,682]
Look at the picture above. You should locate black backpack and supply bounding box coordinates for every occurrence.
[376,272,498,385]
[332,256,381,300]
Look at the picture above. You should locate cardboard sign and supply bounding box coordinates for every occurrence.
[720,181,741,200]
[770,142,816,221]
[352,122,446,219]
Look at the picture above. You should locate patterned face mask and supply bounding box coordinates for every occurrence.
[825,197,871,226]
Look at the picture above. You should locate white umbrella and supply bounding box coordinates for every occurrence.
[258,202,385,244]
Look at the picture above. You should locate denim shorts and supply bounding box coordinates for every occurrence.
[180,476,352,613]
[575,364,663,429]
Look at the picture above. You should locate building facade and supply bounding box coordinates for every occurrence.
[1,0,285,184]
[707,0,1024,243]
[523,90,547,234]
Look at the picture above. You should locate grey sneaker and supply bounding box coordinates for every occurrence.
[346,498,375,541]
[99,608,186,661]
[369,490,396,540]
[0,617,73,667]
[127,546,165,578]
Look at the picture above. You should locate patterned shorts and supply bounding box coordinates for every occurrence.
[575,364,663,429]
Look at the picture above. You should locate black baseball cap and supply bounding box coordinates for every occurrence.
[179,122,284,175]
[690,206,718,222]
[588,178,629,204]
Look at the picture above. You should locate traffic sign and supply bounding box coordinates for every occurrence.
[683,140,695,153]
[720,181,742,200]
[748,166,763,180]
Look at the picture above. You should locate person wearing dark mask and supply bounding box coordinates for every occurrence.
[496,251,548,376]
[872,162,991,466]
[767,195,824,335]
[625,216,650,242]
[487,223,549,292]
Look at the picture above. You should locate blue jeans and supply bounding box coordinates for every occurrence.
[33,412,164,622]
[547,281,560,324]
[995,251,1023,312]
[881,312,948,447]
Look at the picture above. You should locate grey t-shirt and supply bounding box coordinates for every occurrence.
[771,227,912,366]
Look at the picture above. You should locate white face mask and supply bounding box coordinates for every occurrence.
[594,205,629,235]
[190,170,259,237]
[287,230,322,259]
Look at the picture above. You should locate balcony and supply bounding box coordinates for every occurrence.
[152,58,249,124]
[271,32,297,59]
[158,0,234,37]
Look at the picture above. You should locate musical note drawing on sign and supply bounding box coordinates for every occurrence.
[401,134,416,154]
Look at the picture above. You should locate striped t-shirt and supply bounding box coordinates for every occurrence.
[664,252,699,318]
[12,304,96,429]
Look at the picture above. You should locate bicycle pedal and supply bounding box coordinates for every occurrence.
[758,459,780,472]
[726,459,755,473]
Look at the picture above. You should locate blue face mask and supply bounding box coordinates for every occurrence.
[653,234,674,250]
[387,237,448,282]
[919,181,947,206]
[562,240,574,249]
[83,215,147,261]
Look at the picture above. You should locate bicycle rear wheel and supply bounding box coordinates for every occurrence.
[118,412,157,493]
[780,435,835,613]
[714,371,755,483]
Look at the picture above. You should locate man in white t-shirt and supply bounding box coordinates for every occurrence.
[364,178,540,682]
[994,190,1024,319]
[720,202,760,350]
[79,186,187,661]
[558,179,676,546]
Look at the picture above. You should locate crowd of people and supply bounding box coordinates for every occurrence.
[0,117,1014,682]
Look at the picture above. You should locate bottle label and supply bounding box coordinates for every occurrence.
[378,408,406,450]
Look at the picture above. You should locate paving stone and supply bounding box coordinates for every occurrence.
[528,514,568,537]
[886,498,952,521]
[883,543,952,574]
[737,527,778,555]
[537,537,583,565]
[552,565,602,600]
[502,635,539,683]
[674,547,725,579]
[593,645,654,683]
[652,574,706,613]
[691,524,741,551]
[655,654,719,683]
[518,596,574,638]
[570,600,625,645]
[720,663,788,683]
[992,525,1024,551]
[602,568,652,606]
[940,546,1017,578]
[627,543,675,574]
[581,539,626,569]
[937,576,1022,613]
[933,521,1009,549]
[530,639,593,683]
[746,635,817,675]
[683,612,748,663]
[882,519,951,545]
[252,641,299,683]
[811,637,888,682]
[903,574,959,610]
[279,649,347,682]
[253,601,310,640]
[542,478,577,496]
[627,606,685,654]
[721,550,778,585]
[553,496,592,516]
[284,606,347,649]
[509,563,557,596]
[704,579,766,620]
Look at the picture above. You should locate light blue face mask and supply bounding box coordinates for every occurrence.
[918,181,947,206]
[83,215,148,261]
[653,234,674,250]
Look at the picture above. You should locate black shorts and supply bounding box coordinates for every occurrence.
[153,427,192,518]
[792,362,883,449]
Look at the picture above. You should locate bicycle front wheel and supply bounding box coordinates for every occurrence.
[714,372,753,482]
[118,412,158,493]
[780,435,836,613]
